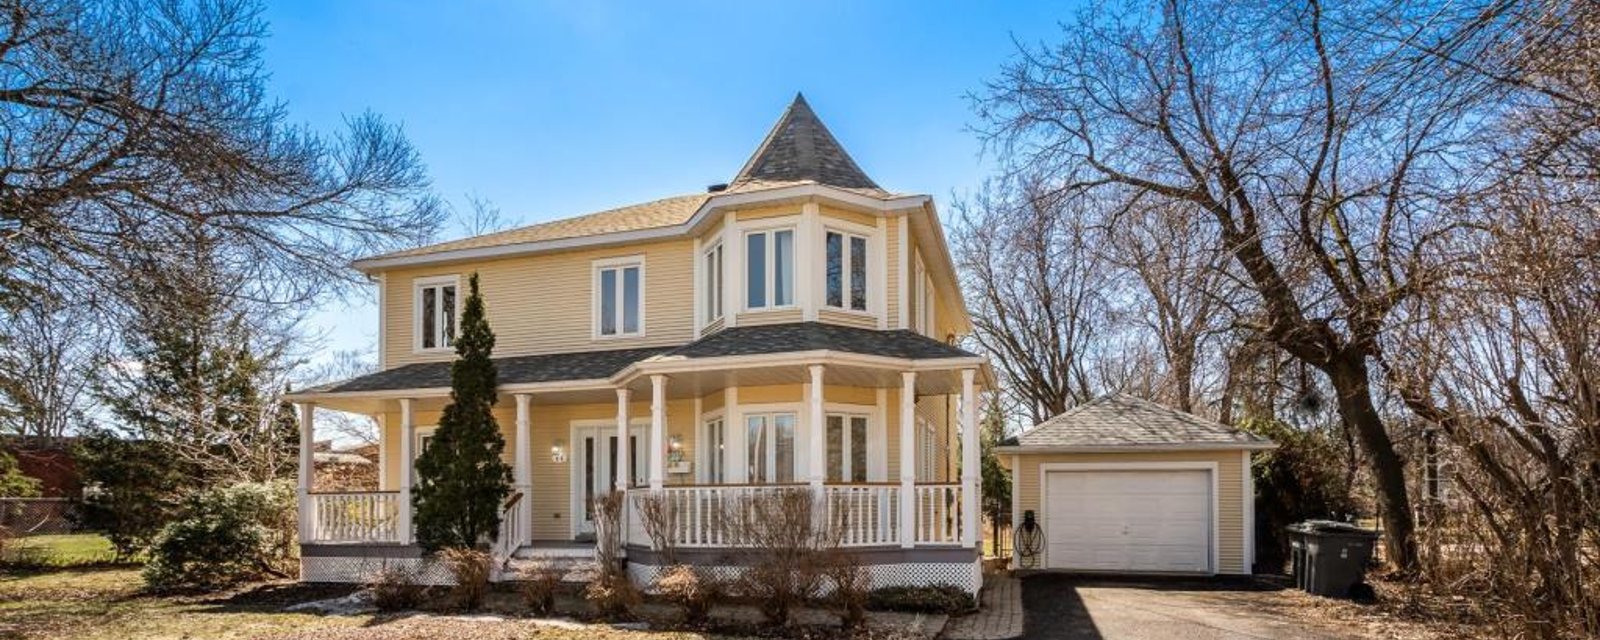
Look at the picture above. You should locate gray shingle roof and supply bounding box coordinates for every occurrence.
[666,322,975,361]
[1002,394,1272,450]
[302,323,976,394]
[730,94,885,194]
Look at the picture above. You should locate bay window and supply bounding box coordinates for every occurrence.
[825,230,869,311]
[745,228,794,310]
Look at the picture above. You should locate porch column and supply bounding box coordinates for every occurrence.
[296,402,315,543]
[807,365,826,489]
[398,398,415,545]
[514,393,533,547]
[615,388,631,491]
[899,372,916,548]
[649,375,667,491]
[960,368,979,548]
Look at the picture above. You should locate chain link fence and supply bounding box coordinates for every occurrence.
[0,498,79,535]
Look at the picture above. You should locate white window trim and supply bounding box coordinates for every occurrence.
[824,410,872,483]
[742,226,799,312]
[412,425,438,462]
[823,225,875,314]
[699,409,727,484]
[412,275,461,354]
[591,255,646,340]
[735,402,802,484]
[702,241,725,325]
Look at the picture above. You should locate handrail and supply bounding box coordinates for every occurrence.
[307,490,402,495]
[502,491,524,510]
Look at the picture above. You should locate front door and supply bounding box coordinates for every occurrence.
[572,424,646,537]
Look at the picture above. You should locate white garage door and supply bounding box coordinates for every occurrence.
[1044,469,1212,573]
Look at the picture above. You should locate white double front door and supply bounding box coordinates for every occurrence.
[571,423,647,536]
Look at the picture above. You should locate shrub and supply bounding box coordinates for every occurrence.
[74,434,190,560]
[142,480,296,590]
[584,568,641,621]
[722,489,838,627]
[1242,418,1359,572]
[368,565,424,611]
[438,547,491,610]
[520,561,564,616]
[656,564,721,625]
[822,553,870,629]
[866,584,976,615]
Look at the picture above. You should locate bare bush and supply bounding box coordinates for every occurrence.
[437,548,490,611]
[584,569,641,621]
[656,564,722,626]
[591,492,624,574]
[822,551,870,629]
[721,488,841,627]
[519,562,564,616]
[367,565,424,612]
[634,490,681,566]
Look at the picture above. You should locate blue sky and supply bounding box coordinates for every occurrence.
[262,1,1076,363]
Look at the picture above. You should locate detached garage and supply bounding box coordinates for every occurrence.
[997,394,1275,575]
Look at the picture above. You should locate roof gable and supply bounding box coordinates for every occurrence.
[1004,394,1272,450]
[730,94,882,192]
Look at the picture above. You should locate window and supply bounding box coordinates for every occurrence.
[703,242,724,322]
[825,230,869,311]
[745,229,794,309]
[595,259,643,338]
[746,412,796,483]
[918,418,938,481]
[826,414,869,482]
[703,417,726,484]
[415,277,458,350]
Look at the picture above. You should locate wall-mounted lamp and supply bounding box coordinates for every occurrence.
[667,434,684,464]
[550,439,567,463]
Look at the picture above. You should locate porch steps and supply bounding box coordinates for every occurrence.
[502,546,599,584]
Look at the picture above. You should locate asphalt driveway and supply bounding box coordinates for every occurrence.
[1020,574,1365,640]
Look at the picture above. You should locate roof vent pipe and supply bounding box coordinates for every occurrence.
[707,183,728,193]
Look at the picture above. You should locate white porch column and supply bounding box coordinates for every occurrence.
[725,386,745,482]
[514,393,533,547]
[899,372,916,549]
[960,368,979,548]
[296,402,315,543]
[649,375,667,491]
[807,365,826,489]
[615,388,631,491]
[398,398,415,545]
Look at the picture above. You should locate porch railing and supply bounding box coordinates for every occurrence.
[307,491,401,543]
[913,483,963,545]
[826,484,901,547]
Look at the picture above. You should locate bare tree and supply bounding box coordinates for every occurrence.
[951,178,1116,424]
[0,297,105,439]
[972,0,1516,569]
[0,0,442,324]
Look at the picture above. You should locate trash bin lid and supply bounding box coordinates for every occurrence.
[1294,519,1378,536]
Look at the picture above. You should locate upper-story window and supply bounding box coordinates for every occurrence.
[594,257,643,338]
[745,228,794,310]
[825,230,869,312]
[414,276,459,351]
[703,242,723,322]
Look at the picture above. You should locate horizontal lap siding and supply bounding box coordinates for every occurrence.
[1011,450,1248,574]
[382,239,695,367]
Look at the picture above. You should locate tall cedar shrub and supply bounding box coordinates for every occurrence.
[412,273,511,551]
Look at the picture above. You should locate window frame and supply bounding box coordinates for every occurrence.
[824,412,871,483]
[824,228,872,313]
[412,275,461,353]
[744,410,798,484]
[742,227,797,312]
[700,411,727,484]
[703,241,724,323]
[592,256,646,340]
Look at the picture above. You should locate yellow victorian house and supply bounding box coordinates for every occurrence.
[287,95,991,593]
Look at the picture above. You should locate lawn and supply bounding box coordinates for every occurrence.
[0,568,737,640]
[1,534,123,567]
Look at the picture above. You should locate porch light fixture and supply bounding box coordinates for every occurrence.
[550,439,567,463]
[667,434,684,464]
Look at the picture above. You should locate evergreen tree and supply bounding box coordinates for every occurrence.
[978,395,1012,545]
[412,273,511,551]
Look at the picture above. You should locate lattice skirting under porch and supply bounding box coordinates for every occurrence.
[626,558,983,596]
[300,550,455,585]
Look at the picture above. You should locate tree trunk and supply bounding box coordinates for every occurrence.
[1326,354,1418,572]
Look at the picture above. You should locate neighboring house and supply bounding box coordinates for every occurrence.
[0,437,81,498]
[996,394,1274,576]
[287,95,992,592]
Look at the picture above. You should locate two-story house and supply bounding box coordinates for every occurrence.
[287,95,990,594]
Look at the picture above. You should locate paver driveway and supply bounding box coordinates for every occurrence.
[1020,574,1366,640]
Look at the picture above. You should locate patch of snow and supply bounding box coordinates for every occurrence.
[285,590,376,615]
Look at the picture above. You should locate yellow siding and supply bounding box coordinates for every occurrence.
[886,216,901,329]
[818,204,877,229]
[736,308,804,326]
[818,308,878,329]
[735,205,801,221]
[382,239,695,367]
[1009,450,1249,574]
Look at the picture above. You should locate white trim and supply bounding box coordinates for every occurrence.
[692,234,703,332]
[871,388,888,482]
[698,239,725,331]
[698,407,727,484]
[570,418,650,537]
[411,274,461,354]
[821,223,877,315]
[412,425,438,460]
[591,255,646,340]
[375,413,388,491]
[800,203,821,322]
[1242,450,1255,573]
[876,216,889,329]
[996,443,1277,455]
[821,402,875,483]
[1009,454,1020,567]
[896,215,909,330]
[376,273,387,369]
[1037,461,1220,575]
[741,225,799,313]
[351,186,930,273]
[725,387,745,482]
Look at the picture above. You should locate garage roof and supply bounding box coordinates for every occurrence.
[998,394,1274,452]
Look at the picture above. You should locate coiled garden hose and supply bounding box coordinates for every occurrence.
[1014,509,1045,569]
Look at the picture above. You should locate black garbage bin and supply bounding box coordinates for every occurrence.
[1286,520,1379,597]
